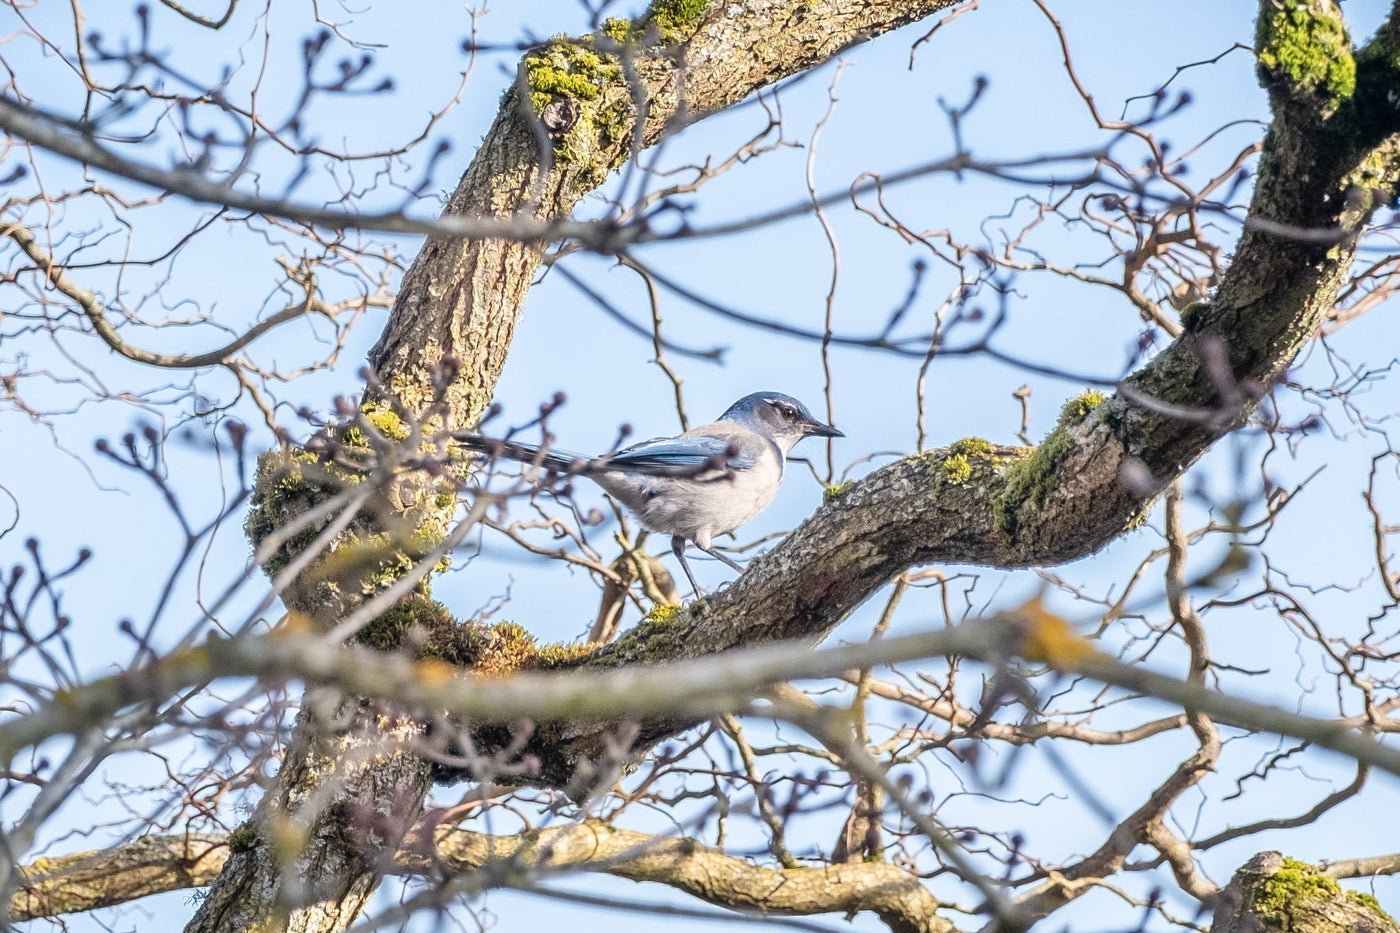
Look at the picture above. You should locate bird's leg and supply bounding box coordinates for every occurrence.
[671,535,704,596]
[697,544,747,575]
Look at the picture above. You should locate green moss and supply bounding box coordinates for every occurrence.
[536,640,599,667]
[1179,301,1209,331]
[645,603,681,625]
[523,37,624,114]
[227,823,258,854]
[1350,890,1383,910]
[381,370,443,421]
[593,97,634,149]
[473,621,541,676]
[601,17,640,44]
[244,400,461,615]
[644,0,709,44]
[363,406,409,441]
[823,480,854,503]
[596,2,706,49]
[992,393,1104,535]
[1256,0,1355,107]
[1253,857,1343,921]
[596,603,691,666]
[356,596,458,654]
[337,404,408,449]
[948,436,996,459]
[944,437,997,486]
[515,31,638,174]
[355,596,591,675]
[943,454,973,485]
[1060,390,1107,424]
[1348,889,1393,921]
[994,435,1069,535]
[244,446,361,579]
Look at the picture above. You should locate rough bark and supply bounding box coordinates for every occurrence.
[1210,852,1399,933]
[21,824,954,933]
[11,834,228,922]
[23,835,1400,933]
[185,696,431,933]
[426,820,954,933]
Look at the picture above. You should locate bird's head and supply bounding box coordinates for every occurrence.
[719,392,843,451]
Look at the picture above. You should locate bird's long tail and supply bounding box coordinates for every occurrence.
[455,433,587,472]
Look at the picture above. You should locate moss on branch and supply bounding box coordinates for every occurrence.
[243,404,456,617]
[1250,856,1396,928]
[356,596,594,675]
[935,436,998,487]
[993,391,1106,535]
[1256,0,1355,109]
[522,39,623,114]
[644,0,710,43]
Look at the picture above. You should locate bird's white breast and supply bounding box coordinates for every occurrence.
[592,454,783,549]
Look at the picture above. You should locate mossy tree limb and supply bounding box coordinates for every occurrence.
[184,698,432,933]
[424,820,955,933]
[1210,852,1398,933]
[11,835,229,923]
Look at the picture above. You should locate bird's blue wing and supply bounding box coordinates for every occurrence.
[603,433,759,475]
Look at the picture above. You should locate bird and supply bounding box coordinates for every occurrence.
[456,391,842,594]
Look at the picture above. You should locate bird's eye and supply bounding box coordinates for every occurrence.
[779,406,796,421]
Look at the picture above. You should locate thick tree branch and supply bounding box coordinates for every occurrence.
[16,824,953,933]
[11,834,228,922]
[424,821,954,933]
[1210,851,1399,933]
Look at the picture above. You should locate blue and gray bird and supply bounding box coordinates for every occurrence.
[457,392,841,594]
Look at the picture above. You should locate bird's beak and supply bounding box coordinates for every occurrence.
[806,420,843,439]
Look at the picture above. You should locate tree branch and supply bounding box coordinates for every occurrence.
[509,0,1400,784]
[4,223,321,370]
[425,821,954,933]
[7,617,1400,783]
[11,834,228,922]
[15,824,953,933]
